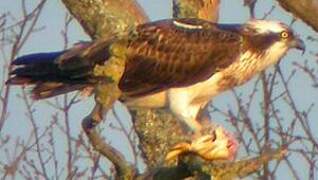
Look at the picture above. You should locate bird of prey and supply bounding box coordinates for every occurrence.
[7,18,305,132]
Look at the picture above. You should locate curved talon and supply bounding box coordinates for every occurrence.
[165,142,191,162]
[165,127,238,162]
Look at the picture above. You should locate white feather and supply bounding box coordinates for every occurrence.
[167,72,224,131]
[246,20,288,33]
[173,20,203,29]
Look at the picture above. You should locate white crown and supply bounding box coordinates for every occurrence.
[247,20,288,33]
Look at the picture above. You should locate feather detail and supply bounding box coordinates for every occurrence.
[12,52,63,65]
[7,51,92,99]
[119,18,242,97]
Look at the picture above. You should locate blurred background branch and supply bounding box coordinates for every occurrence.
[0,0,46,132]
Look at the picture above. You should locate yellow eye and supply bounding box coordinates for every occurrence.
[280,31,289,39]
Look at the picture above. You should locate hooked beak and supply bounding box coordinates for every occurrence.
[291,37,306,54]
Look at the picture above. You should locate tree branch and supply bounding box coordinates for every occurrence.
[277,0,318,32]
[173,0,220,22]
[82,116,136,179]
[138,146,287,179]
[61,0,148,40]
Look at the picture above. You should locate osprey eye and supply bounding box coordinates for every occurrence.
[280,31,289,39]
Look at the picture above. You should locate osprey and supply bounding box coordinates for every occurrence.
[7,18,305,132]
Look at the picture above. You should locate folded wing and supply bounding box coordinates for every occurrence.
[119,19,243,97]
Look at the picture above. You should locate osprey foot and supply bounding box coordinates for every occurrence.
[165,127,238,162]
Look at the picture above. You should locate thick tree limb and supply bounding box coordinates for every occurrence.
[207,147,287,179]
[173,0,220,22]
[277,0,318,32]
[137,146,287,179]
[130,108,190,168]
[62,0,148,39]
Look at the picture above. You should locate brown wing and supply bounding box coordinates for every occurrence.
[119,18,243,97]
[57,39,113,71]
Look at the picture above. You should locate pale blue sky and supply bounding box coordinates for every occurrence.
[1,0,317,179]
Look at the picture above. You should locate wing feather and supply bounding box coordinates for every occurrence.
[119,19,242,97]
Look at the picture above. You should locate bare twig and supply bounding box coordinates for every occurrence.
[0,0,47,131]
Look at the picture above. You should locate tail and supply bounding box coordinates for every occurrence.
[6,40,112,99]
[6,51,90,99]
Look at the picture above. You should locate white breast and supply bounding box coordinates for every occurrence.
[168,72,224,106]
[165,72,225,131]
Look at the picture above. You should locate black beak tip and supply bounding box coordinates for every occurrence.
[295,38,306,55]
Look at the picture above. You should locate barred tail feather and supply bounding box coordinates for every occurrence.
[6,51,90,99]
[31,83,87,100]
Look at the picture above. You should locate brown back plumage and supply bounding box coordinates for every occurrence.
[119,19,243,97]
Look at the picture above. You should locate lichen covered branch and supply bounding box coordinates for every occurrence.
[62,0,148,39]
[138,144,287,179]
[277,0,318,32]
[181,147,286,180]
[173,0,220,22]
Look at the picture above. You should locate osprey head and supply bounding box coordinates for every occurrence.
[225,20,306,85]
[244,19,305,52]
